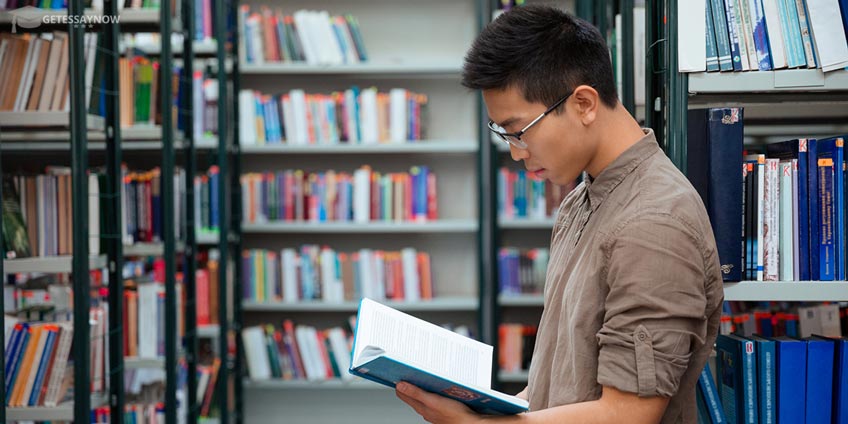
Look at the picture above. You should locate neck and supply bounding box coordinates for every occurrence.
[584,104,645,178]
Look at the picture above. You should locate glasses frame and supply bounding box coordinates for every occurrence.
[488,91,573,150]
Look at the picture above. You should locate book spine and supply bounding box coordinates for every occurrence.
[819,156,835,280]
[724,0,744,70]
[712,0,735,70]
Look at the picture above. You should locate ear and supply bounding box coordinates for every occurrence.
[571,85,600,126]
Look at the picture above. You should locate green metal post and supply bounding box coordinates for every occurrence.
[576,0,594,20]
[594,0,610,39]
[229,0,244,418]
[666,0,688,172]
[620,0,635,114]
[214,0,231,420]
[104,0,125,420]
[160,0,178,421]
[645,0,665,149]
[181,0,199,421]
[69,0,91,420]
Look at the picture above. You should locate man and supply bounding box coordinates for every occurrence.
[395,5,724,424]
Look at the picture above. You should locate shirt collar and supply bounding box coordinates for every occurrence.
[584,128,660,211]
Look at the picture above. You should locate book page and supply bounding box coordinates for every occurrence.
[352,298,492,388]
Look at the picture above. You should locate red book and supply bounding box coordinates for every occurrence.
[404,173,413,221]
[196,269,211,325]
[427,173,438,220]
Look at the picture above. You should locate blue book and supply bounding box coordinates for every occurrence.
[723,0,744,70]
[766,140,811,280]
[696,385,712,424]
[749,335,776,424]
[716,334,758,423]
[777,0,806,68]
[711,0,735,71]
[28,327,57,406]
[748,0,772,70]
[806,336,836,423]
[515,171,527,217]
[4,324,24,393]
[350,299,529,415]
[816,137,842,280]
[818,137,845,279]
[6,324,31,404]
[807,139,820,280]
[773,336,806,423]
[698,362,728,424]
[828,336,848,424]
[840,0,848,42]
[687,108,744,281]
[706,1,721,72]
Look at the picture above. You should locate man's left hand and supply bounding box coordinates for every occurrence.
[395,382,485,424]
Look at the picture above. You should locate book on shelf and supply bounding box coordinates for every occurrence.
[498,247,547,296]
[242,246,433,304]
[498,323,536,374]
[196,358,221,417]
[121,165,188,246]
[696,362,727,424]
[118,54,198,133]
[241,166,437,224]
[498,168,574,220]
[122,272,185,359]
[349,299,529,415]
[196,249,220,326]
[716,334,759,424]
[238,87,429,146]
[680,0,848,72]
[192,166,220,239]
[238,6,368,65]
[0,32,97,114]
[721,301,847,338]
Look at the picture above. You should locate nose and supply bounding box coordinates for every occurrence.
[509,144,529,162]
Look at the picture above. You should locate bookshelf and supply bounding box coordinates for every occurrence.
[3,255,108,274]
[5,394,108,422]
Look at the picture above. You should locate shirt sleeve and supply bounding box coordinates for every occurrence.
[596,212,711,398]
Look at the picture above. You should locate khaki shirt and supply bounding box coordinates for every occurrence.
[527,129,724,423]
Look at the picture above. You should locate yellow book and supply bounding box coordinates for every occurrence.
[12,325,42,406]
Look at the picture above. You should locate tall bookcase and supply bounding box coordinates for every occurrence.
[0,0,237,422]
[653,0,848,303]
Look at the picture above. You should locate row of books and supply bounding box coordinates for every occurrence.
[196,249,221,326]
[93,403,166,424]
[3,172,102,259]
[195,359,221,418]
[498,247,548,296]
[702,333,848,423]
[238,7,368,65]
[241,247,433,304]
[241,166,438,224]
[0,32,100,113]
[687,107,848,281]
[120,167,188,246]
[0,0,160,9]
[498,168,574,220]
[122,279,185,359]
[700,0,848,72]
[498,323,536,373]
[720,303,846,338]
[238,87,429,146]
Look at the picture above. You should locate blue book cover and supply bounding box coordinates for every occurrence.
[717,334,758,423]
[839,0,848,45]
[750,335,776,424]
[698,362,728,424]
[805,337,835,423]
[350,299,529,415]
[765,139,810,280]
[773,336,806,423]
[696,385,711,424]
[748,0,773,70]
[723,0,744,71]
[831,337,848,424]
[4,324,24,393]
[687,108,744,281]
[515,171,527,217]
[816,137,842,280]
[6,324,30,403]
[818,137,845,279]
[777,0,806,68]
[711,0,735,71]
[706,1,721,72]
[808,139,820,280]
[28,327,56,406]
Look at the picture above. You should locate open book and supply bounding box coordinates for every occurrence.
[348,298,529,415]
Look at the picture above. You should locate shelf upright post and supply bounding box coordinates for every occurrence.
[576,0,594,22]
[180,0,199,420]
[160,0,178,421]
[0,102,5,424]
[229,0,245,418]
[645,0,666,149]
[620,0,636,115]
[69,0,92,419]
[213,0,231,420]
[666,0,687,172]
[103,0,126,420]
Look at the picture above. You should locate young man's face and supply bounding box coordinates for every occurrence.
[482,85,595,186]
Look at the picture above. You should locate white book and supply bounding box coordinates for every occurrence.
[320,248,342,302]
[289,89,310,145]
[281,248,299,302]
[293,11,319,64]
[401,248,420,302]
[792,159,800,281]
[360,88,379,143]
[84,33,98,110]
[804,0,848,71]
[350,299,528,414]
[137,283,159,358]
[43,323,73,407]
[779,161,794,280]
[764,158,780,281]
[89,174,100,254]
[317,11,344,65]
[247,17,265,64]
[677,0,707,72]
[634,7,646,105]
[389,88,408,143]
[374,251,386,301]
[242,326,271,380]
[327,328,353,381]
[281,95,297,145]
[193,71,205,142]
[14,38,38,112]
[238,90,257,145]
[615,14,623,96]
[196,368,210,403]
[353,166,371,223]
[358,249,376,299]
[762,0,789,68]
[295,325,322,380]
[736,0,759,70]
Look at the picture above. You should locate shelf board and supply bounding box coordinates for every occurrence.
[240,61,462,76]
[4,255,108,274]
[123,242,186,256]
[196,232,220,245]
[0,112,104,130]
[723,281,848,301]
[197,324,220,338]
[498,294,544,307]
[242,298,478,312]
[240,141,477,154]
[498,217,556,229]
[241,220,478,234]
[244,378,385,390]
[6,394,107,421]
[498,370,529,383]
[128,39,217,55]
[125,356,165,369]
[0,8,158,25]
[688,70,848,105]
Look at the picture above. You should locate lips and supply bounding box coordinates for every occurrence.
[529,168,546,178]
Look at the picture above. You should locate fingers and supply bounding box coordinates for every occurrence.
[396,387,429,416]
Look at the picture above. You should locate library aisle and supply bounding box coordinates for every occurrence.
[2,0,848,422]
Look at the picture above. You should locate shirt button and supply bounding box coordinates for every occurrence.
[638,333,647,341]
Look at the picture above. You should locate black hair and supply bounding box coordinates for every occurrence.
[462,4,618,109]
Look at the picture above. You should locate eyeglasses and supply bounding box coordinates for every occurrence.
[488,91,572,150]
